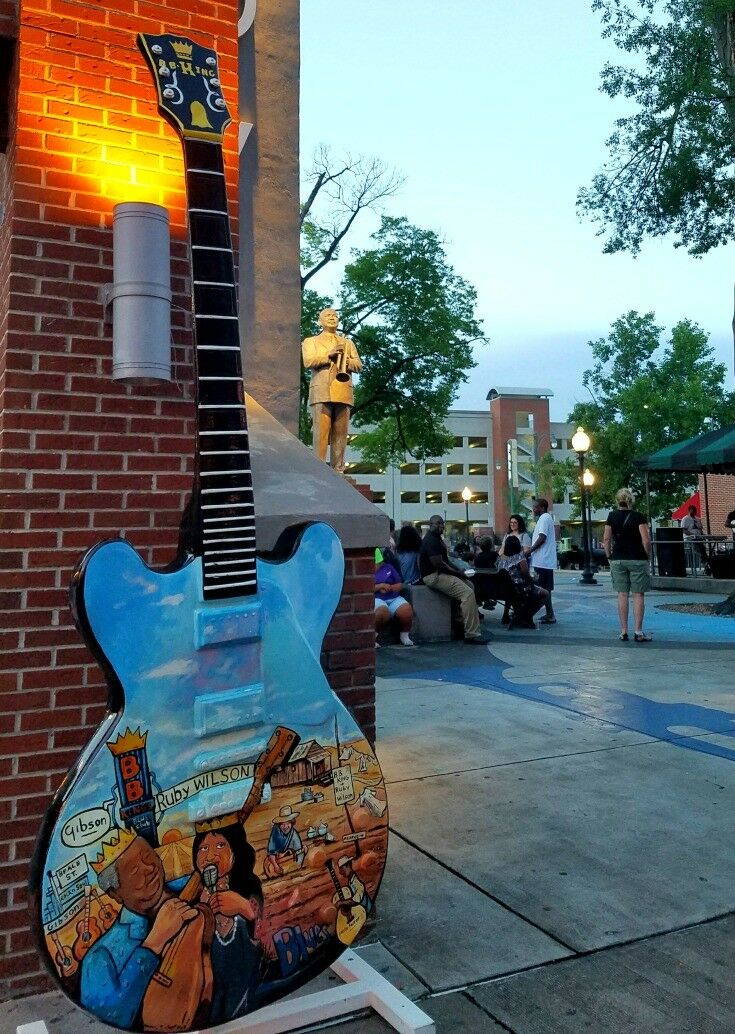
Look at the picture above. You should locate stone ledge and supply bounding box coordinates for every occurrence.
[248,394,387,551]
[652,575,735,594]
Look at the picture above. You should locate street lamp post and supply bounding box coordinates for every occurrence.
[461,486,472,547]
[571,427,597,586]
[583,468,596,571]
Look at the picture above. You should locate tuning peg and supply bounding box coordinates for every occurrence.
[151,45,162,54]
[163,88,175,99]
[214,98,226,108]
[159,67,170,77]
[206,57,216,66]
[211,78,220,86]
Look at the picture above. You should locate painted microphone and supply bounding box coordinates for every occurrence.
[201,864,219,894]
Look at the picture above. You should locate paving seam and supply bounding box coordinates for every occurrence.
[389,908,735,1010]
[388,826,577,954]
[460,907,735,995]
[383,736,673,786]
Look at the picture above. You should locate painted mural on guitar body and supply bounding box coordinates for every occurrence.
[37,537,388,1030]
[31,31,389,1034]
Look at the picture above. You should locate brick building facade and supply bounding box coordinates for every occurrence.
[700,473,735,538]
[0,0,379,997]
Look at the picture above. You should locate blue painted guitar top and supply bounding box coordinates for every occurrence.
[31,33,388,1033]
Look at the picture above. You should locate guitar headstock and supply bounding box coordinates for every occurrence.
[138,33,232,142]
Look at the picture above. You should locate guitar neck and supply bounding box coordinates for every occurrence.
[325,860,344,896]
[183,138,257,601]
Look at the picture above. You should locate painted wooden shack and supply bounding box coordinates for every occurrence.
[270,740,333,788]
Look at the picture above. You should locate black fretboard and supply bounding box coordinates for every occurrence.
[183,138,256,601]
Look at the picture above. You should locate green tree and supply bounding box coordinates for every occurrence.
[340,217,484,467]
[578,0,735,256]
[569,310,735,516]
[300,199,486,465]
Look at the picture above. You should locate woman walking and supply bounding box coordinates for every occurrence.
[499,514,532,624]
[603,488,652,642]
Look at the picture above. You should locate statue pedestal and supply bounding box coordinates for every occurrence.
[17,950,435,1034]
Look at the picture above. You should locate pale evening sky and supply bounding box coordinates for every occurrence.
[299,0,735,421]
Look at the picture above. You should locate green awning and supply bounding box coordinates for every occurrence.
[633,426,735,474]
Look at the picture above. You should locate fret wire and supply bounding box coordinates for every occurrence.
[205,557,256,567]
[204,579,257,589]
[204,536,255,545]
[201,502,254,510]
[196,346,241,352]
[201,487,253,495]
[194,282,234,288]
[199,377,243,381]
[201,470,251,477]
[207,573,254,581]
[192,246,232,253]
[203,525,254,534]
[204,516,253,523]
[189,208,228,215]
[188,167,225,176]
[199,430,249,436]
[203,546,258,553]
[201,452,250,459]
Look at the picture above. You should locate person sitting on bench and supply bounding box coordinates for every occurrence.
[419,515,488,645]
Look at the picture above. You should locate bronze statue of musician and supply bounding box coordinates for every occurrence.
[301,308,362,474]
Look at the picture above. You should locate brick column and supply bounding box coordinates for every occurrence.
[0,2,380,998]
[0,0,240,997]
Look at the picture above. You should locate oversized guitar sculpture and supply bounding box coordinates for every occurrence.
[31,33,388,1033]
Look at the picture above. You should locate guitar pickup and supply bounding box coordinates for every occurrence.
[195,599,261,649]
[194,683,265,738]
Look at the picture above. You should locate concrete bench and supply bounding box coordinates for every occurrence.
[409,584,453,643]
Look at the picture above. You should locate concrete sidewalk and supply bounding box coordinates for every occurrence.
[6,575,734,1033]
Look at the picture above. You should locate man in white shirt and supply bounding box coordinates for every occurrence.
[524,498,557,624]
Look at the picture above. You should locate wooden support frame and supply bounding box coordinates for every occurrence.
[17,950,435,1034]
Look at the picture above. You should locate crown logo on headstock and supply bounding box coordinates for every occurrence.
[90,828,137,874]
[171,40,194,60]
[107,727,148,756]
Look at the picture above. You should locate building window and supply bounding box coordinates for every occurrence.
[425,491,443,504]
[347,462,384,475]
[425,463,442,476]
[400,462,420,475]
[446,463,464,476]
[372,491,386,504]
[401,491,420,504]
[453,436,464,448]
[448,490,488,505]
[467,436,487,449]
[469,463,488,476]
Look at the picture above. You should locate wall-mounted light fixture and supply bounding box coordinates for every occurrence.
[105,202,172,384]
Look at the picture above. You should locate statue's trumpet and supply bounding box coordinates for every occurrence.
[334,346,351,382]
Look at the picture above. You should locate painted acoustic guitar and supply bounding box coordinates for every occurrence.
[31,33,388,1034]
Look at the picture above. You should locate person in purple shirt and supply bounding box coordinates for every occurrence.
[374,554,415,646]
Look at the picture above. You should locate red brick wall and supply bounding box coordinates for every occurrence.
[323,548,377,741]
[699,473,735,537]
[0,1,378,998]
[490,395,552,533]
[0,0,233,999]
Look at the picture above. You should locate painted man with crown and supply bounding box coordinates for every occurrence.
[79,828,198,1029]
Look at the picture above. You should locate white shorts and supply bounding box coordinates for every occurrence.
[374,596,408,616]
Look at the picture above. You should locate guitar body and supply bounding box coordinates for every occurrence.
[32,524,388,1031]
[31,32,388,1034]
